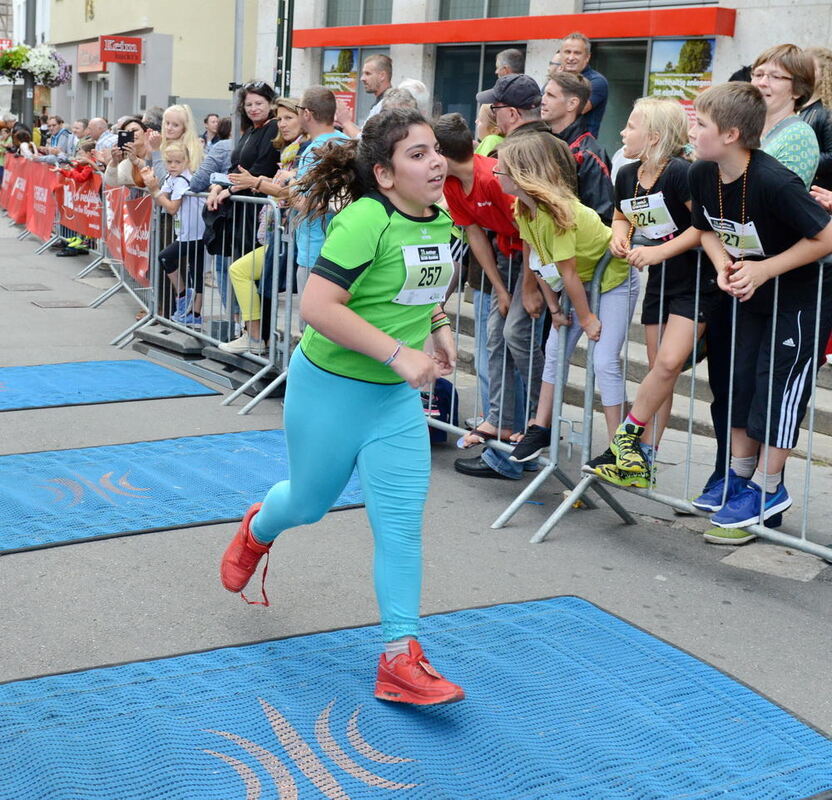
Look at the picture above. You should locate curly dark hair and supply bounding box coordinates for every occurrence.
[295,107,431,221]
[236,81,276,132]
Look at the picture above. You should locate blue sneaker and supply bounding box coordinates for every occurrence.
[710,481,792,529]
[177,312,202,328]
[172,288,195,322]
[691,469,746,512]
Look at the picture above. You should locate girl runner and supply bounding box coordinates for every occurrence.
[584,97,718,486]
[220,108,464,705]
[499,133,639,464]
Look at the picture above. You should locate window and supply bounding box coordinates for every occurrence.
[326,0,392,26]
[439,0,529,20]
[584,0,714,10]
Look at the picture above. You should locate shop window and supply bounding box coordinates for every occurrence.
[326,0,392,26]
[439,0,529,20]
[584,0,714,10]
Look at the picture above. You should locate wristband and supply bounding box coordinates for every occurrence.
[382,340,404,367]
[431,318,451,333]
[431,311,447,322]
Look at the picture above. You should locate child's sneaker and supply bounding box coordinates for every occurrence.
[177,313,203,328]
[710,481,792,529]
[610,422,646,473]
[219,333,266,355]
[584,449,651,489]
[420,391,441,417]
[703,512,784,545]
[374,640,465,705]
[172,288,195,321]
[509,424,551,462]
[220,503,272,605]
[691,469,747,512]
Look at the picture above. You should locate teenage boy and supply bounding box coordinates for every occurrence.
[612,82,832,540]
[433,113,538,480]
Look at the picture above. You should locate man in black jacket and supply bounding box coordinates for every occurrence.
[541,71,614,224]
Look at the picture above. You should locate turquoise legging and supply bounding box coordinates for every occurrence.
[251,347,430,641]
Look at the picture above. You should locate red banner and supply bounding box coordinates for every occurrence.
[104,186,126,262]
[57,171,103,238]
[0,154,23,211]
[25,161,60,241]
[5,156,29,224]
[121,194,152,287]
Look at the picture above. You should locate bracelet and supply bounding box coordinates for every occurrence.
[431,311,447,322]
[382,340,404,367]
[431,318,451,333]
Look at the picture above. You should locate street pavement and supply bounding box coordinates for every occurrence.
[1,220,831,740]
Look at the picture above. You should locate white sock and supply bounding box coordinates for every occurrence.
[731,455,757,479]
[752,469,781,494]
[384,636,415,662]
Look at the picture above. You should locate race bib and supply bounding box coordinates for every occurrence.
[703,209,765,259]
[393,243,454,305]
[529,249,563,291]
[620,191,677,239]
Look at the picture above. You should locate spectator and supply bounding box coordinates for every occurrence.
[336,54,393,137]
[148,104,204,183]
[495,48,525,78]
[751,43,819,187]
[142,106,164,132]
[382,87,419,112]
[397,79,431,117]
[201,113,220,151]
[540,71,614,223]
[474,103,502,157]
[35,115,75,164]
[14,130,36,158]
[104,117,151,188]
[0,122,11,182]
[800,46,832,190]
[87,117,117,152]
[557,32,608,138]
[190,117,233,193]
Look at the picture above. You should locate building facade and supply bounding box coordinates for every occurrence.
[289,0,832,156]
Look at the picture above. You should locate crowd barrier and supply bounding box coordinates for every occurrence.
[2,155,830,561]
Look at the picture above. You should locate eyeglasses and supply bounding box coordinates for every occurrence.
[751,71,793,82]
[490,104,512,111]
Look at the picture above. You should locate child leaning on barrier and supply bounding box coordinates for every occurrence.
[496,132,641,465]
[583,97,719,488]
[623,82,832,540]
[141,143,207,328]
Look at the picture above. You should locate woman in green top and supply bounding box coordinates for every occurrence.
[220,108,465,706]
[494,133,639,464]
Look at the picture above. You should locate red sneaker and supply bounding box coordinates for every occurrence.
[220,503,271,605]
[374,640,465,705]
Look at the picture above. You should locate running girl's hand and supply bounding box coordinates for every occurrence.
[627,246,662,269]
[390,347,441,388]
[728,259,770,302]
[496,287,511,317]
[579,313,602,341]
[431,325,457,376]
[147,130,162,151]
[609,235,630,258]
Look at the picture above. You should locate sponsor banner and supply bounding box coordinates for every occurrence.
[25,161,60,241]
[6,156,29,224]
[104,187,127,262]
[322,48,358,123]
[0,154,24,211]
[647,38,714,124]
[99,35,142,65]
[57,171,103,238]
[121,194,152,287]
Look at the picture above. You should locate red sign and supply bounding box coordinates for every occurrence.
[104,187,126,262]
[0,38,12,53]
[121,194,153,287]
[99,35,142,65]
[78,40,105,73]
[57,171,103,238]
[0,155,24,212]
[25,162,60,241]
[6,157,29,225]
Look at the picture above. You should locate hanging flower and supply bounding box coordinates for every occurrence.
[0,45,31,81]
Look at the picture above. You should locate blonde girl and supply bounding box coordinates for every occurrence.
[474,103,503,157]
[149,104,204,181]
[801,46,832,190]
[496,133,640,464]
[587,97,717,485]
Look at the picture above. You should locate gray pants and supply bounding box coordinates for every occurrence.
[486,251,543,430]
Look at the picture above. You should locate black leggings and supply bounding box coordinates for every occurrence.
[159,240,205,292]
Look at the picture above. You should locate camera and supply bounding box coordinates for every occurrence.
[117,129,135,149]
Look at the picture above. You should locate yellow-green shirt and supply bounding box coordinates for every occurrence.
[516,200,629,293]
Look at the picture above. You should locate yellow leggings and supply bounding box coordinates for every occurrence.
[229,246,265,322]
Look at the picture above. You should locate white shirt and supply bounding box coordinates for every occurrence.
[161,169,205,241]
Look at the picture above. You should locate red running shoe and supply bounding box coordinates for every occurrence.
[220,503,271,605]
[374,640,465,705]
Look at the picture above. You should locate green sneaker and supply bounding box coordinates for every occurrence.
[610,422,647,473]
[703,527,757,545]
[587,456,652,490]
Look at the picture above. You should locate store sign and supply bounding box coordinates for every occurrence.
[648,38,714,124]
[78,40,105,73]
[99,35,142,65]
[322,48,358,123]
[0,38,13,53]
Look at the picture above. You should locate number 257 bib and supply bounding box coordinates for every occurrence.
[393,244,454,305]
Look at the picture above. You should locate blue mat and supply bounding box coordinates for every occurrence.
[0,430,362,553]
[0,597,829,800]
[0,360,217,411]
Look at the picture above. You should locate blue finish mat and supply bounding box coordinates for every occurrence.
[1,597,830,800]
[0,430,362,553]
[0,360,217,411]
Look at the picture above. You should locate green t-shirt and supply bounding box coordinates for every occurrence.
[516,199,629,294]
[475,134,504,157]
[300,192,454,384]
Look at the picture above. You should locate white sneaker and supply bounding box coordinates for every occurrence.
[218,333,266,355]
